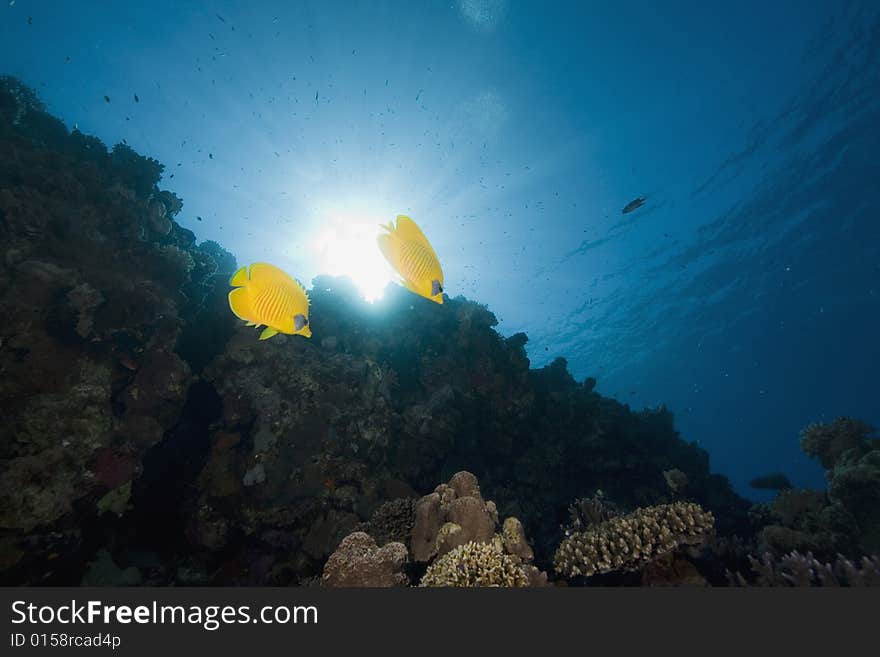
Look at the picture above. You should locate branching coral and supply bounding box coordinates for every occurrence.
[419,540,529,587]
[554,502,714,578]
[729,551,880,587]
[563,491,620,534]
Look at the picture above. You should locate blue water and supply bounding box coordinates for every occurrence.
[3,0,877,498]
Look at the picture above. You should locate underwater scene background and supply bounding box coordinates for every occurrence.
[0,1,877,586]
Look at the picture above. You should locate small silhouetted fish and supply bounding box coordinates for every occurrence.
[196,216,203,221]
[216,14,225,22]
[28,16,32,25]
[209,153,213,159]
[315,90,319,102]
[134,94,139,102]
[103,95,110,103]
[622,197,645,214]
[169,174,174,179]
[122,138,127,144]
[65,56,71,63]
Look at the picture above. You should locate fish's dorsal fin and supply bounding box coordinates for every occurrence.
[394,215,428,243]
[291,277,310,307]
[377,232,398,269]
[248,262,291,286]
[229,266,249,287]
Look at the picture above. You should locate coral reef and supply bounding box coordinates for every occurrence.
[554,502,714,579]
[663,468,688,494]
[321,532,408,587]
[755,489,857,559]
[354,498,418,547]
[800,417,873,470]
[640,553,708,587]
[419,541,529,587]
[12,79,871,587]
[751,417,879,560]
[730,551,880,587]
[0,77,236,583]
[563,492,621,534]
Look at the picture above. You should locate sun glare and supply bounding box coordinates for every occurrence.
[310,215,397,302]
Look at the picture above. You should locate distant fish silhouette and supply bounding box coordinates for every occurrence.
[622,197,646,214]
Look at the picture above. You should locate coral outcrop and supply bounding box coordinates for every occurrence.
[751,417,879,560]
[553,502,714,578]
[410,471,498,562]
[0,76,235,583]
[800,417,873,470]
[321,532,408,587]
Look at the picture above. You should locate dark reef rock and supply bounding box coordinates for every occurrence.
[0,77,234,583]
[4,78,875,587]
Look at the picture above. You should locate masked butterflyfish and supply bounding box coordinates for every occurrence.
[377,215,445,304]
[227,262,311,340]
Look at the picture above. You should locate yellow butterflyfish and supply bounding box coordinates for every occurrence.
[377,215,445,304]
[227,262,311,340]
